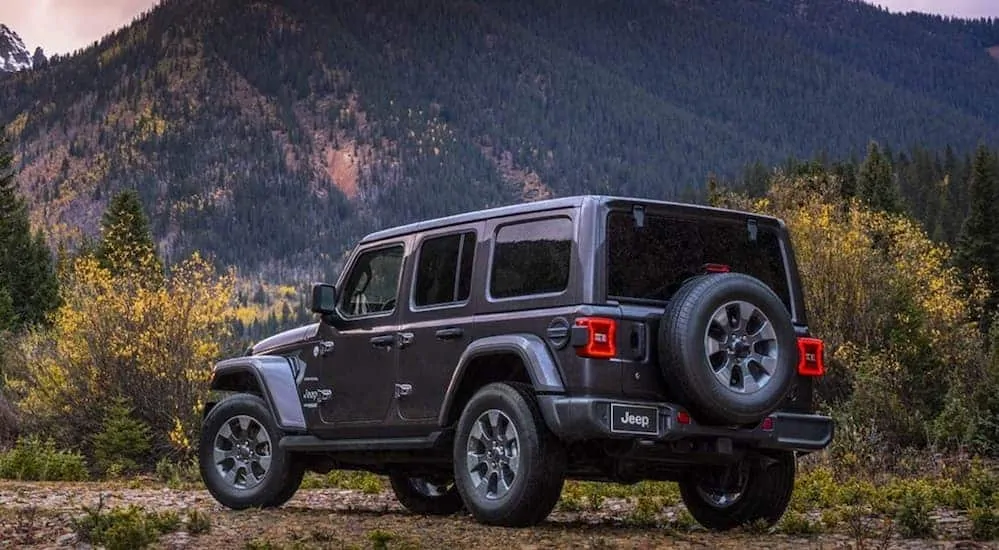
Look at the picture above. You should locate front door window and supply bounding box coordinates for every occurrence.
[339,245,404,318]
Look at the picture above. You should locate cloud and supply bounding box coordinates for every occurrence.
[0,0,158,55]
[871,0,999,19]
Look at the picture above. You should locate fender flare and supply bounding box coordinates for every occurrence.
[209,356,306,432]
[437,334,565,427]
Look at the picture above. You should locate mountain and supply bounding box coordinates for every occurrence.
[0,24,31,73]
[1,0,998,280]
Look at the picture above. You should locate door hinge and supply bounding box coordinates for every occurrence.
[394,383,413,398]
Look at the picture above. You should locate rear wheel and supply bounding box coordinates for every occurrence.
[452,382,566,527]
[389,474,463,516]
[678,451,796,531]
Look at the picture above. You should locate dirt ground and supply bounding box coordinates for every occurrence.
[0,481,995,550]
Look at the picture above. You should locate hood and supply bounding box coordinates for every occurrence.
[251,323,320,355]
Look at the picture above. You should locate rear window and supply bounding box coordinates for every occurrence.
[606,210,791,309]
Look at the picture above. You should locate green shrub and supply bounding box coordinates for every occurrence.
[819,506,846,529]
[895,490,935,538]
[244,540,278,550]
[557,483,586,512]
[971,507,999,541]
[0,436,87,481]
[148,510,181,533]
[72,502,179,550]
[300,470,385,492]
[626,496,662,527]
[587,491,605,512]
[777,510,824,535]
[963,461,999,508]
[185,509,211,534]
[368,529,395,550]
[155,456,200,488]
[0,393,18,445]
[92,397,151,475]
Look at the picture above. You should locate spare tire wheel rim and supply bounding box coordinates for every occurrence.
[465,409,521,500]
[704,300,780,394]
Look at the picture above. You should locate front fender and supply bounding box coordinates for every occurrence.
[210,356,306,432]
[438,334,565,427]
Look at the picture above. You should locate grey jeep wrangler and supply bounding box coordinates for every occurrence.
[198,195,833,529]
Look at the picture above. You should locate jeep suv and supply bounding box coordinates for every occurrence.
[198,195,833,529]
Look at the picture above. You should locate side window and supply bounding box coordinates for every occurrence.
[413,232,477,308]
[339,245,404,318]
[490,217,573,299]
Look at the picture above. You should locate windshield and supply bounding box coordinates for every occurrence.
[605,210,791,309]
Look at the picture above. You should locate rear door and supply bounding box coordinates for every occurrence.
[396,224,481,420]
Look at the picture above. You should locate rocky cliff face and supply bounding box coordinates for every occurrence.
[0,24,31,73]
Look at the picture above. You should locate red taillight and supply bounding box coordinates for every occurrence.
[677,410,692,425]
[703,263,731,273]
[574,317,618,359]
[797,337,825,376]
[761,416,775,431]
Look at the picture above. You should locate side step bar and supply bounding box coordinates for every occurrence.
[279,432,443,452]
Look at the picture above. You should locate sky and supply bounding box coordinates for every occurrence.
[0,0,158,57]
[0,0,997,56]
[873,0,999,19]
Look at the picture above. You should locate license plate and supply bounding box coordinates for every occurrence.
[610,404,659,435]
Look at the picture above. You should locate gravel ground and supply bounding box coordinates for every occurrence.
[1,481,996,550]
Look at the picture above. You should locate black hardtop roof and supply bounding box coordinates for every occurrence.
[360,195,782,244]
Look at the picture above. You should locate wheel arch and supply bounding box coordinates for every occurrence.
[438,334,565,428]
[208,356,307,432]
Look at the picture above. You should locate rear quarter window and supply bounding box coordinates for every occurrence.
[490,217,573,299]
[606,211,791,309]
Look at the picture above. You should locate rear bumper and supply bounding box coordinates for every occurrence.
[537,395,833,452]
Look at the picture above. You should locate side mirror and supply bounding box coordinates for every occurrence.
[311,283,338,315]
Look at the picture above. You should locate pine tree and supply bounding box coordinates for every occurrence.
[931,175,952,244]
[0,127,59,330]
[96,189,163,282]
[0,287,14,333]
[741,160,770,197]
[833,160,858,199]
[956,145,999,328]
[858,141,901,213]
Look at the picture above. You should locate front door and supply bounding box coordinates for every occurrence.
[397,228,480,420]
[318,242,406,428]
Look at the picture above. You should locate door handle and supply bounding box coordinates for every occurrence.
[397,332,414,349]
[370,334,396,348]
[435,327,464,340]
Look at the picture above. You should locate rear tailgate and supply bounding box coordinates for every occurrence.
[600,201,815,411]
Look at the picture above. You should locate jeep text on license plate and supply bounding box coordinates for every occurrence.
[609,404,659,435]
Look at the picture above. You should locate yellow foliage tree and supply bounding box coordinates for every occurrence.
[10,251,236,456]
[713,172,990,449]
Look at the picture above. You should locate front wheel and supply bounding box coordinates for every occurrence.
[199,393,302,509]
[678,451,796,531]
[452,382,566,527]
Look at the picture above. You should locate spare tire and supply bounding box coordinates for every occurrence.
[659,273,796,425]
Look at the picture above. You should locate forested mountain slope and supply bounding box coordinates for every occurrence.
[1,0,997,277]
